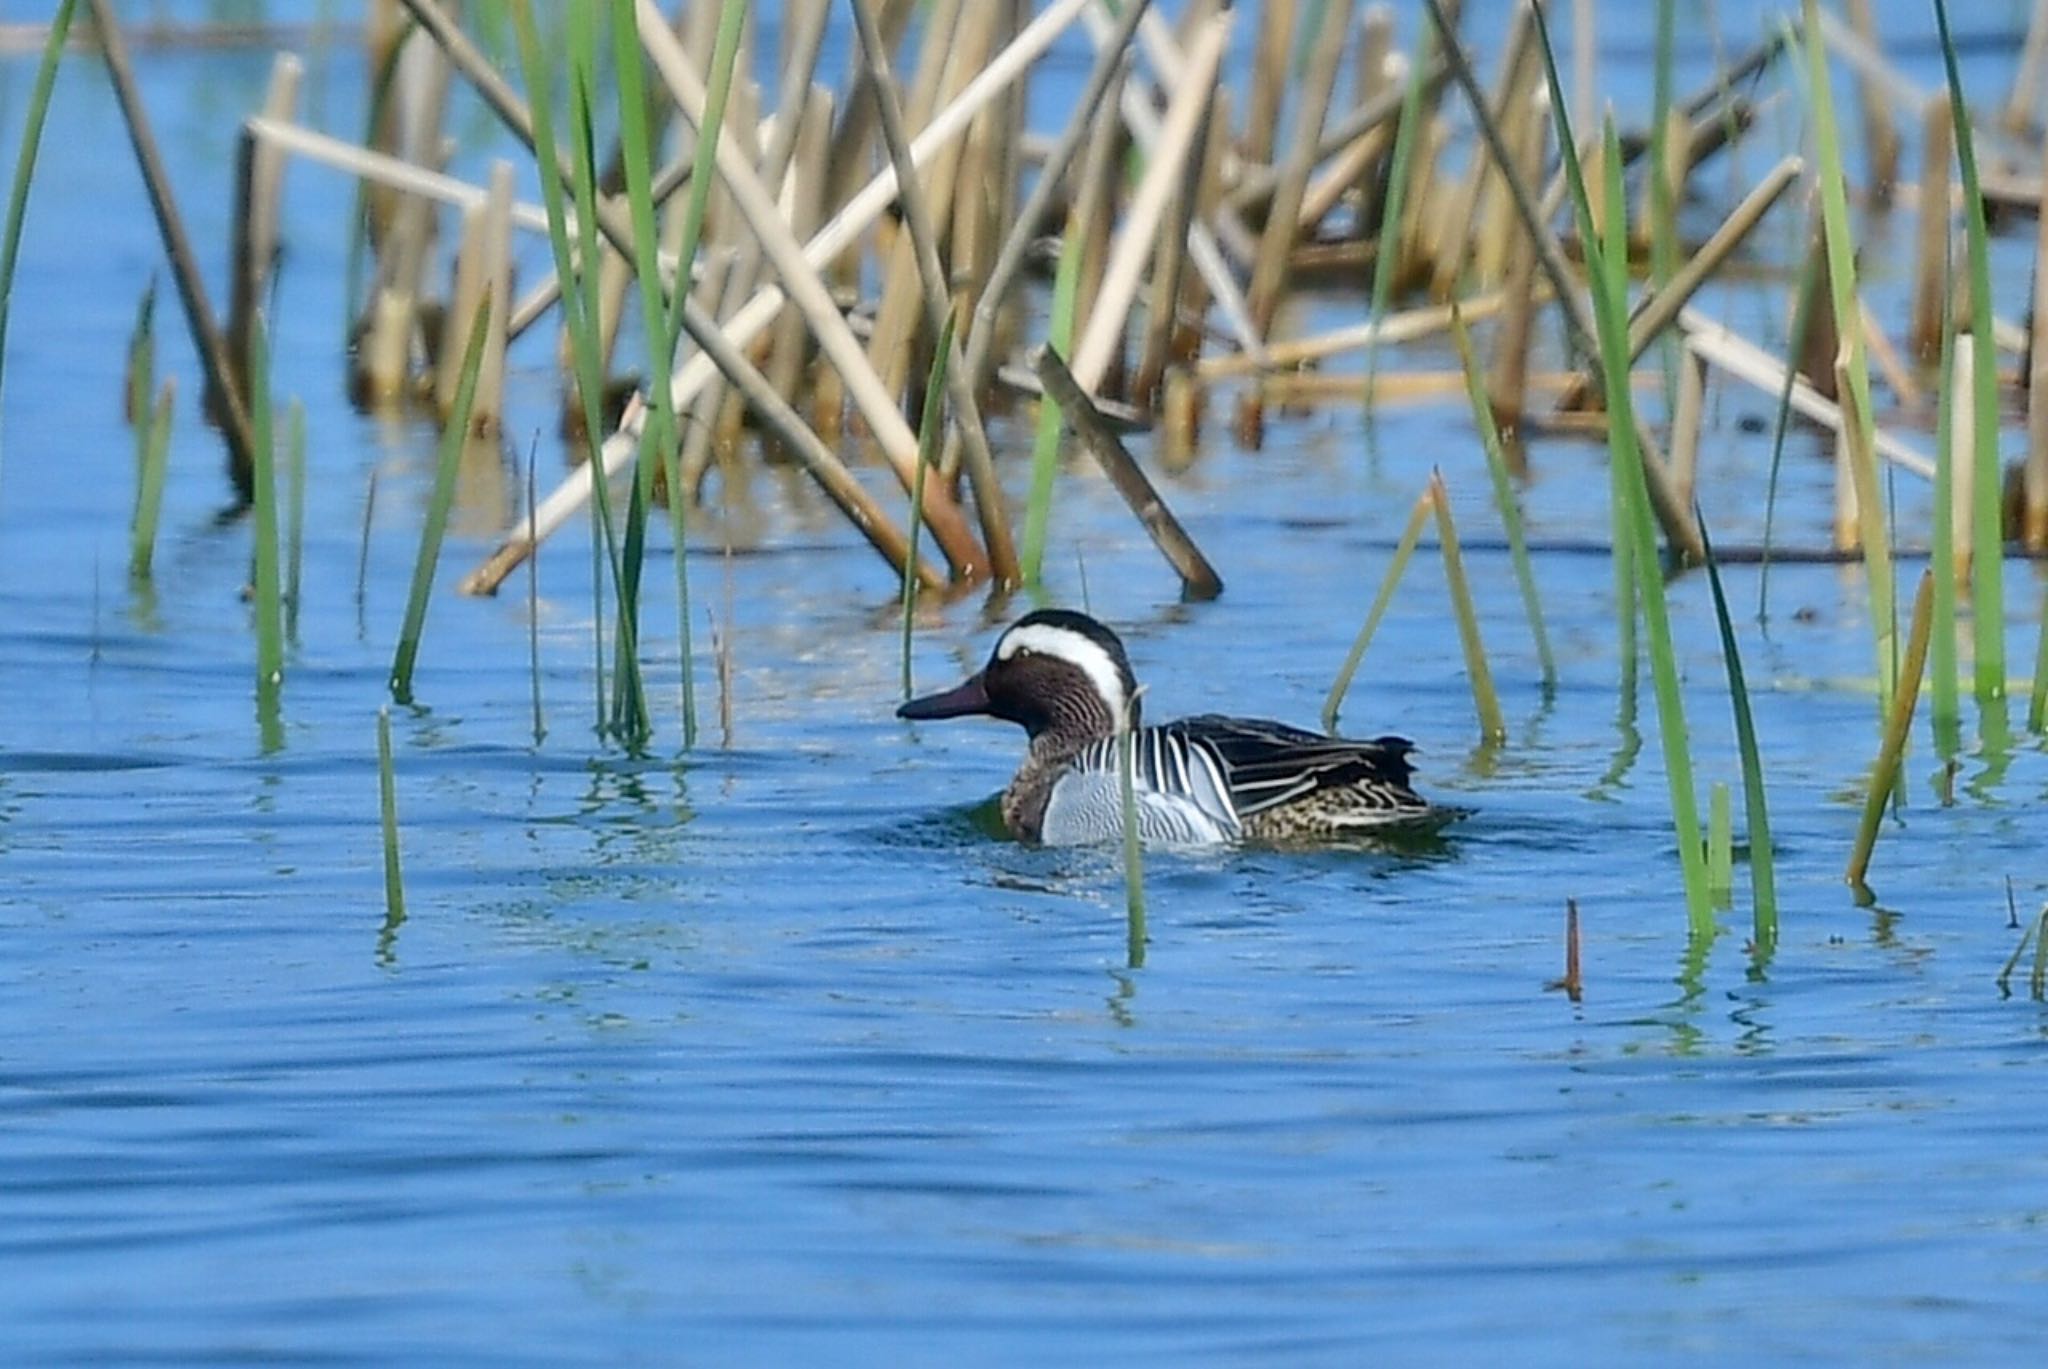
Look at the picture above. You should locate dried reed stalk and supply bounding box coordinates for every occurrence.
[464,0,1097,592]
[2029,128,2048,548]
[88,0,259,501]
[848,0,1019,584]
[634,2,986,576]
[1555,155,1803,411]
[1033,346,1222,600]
[1246,0,1355,338]
[1909,96,1953,361]
[228,55,300,420]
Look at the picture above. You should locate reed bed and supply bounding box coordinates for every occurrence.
[30,1,2048,937]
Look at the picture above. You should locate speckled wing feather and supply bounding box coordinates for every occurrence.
[1165,715,1424,820]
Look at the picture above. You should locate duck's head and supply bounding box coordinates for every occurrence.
[897,609,1139,740]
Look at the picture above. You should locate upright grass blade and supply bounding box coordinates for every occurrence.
[562,20,650,746]
[1933,0,2006,704]
[390,303,489,704]
[377,705,407,928]
[1848,570,1935,891]
[901,315,957,699]
[1118,690,1148,970]
[2028,584,2048,732]
[609,0,743,748]
[1450,310,1554,687]
[510,0,632,736]
[285,399,306,643]
[1570,109,1710,936]
[130,379,174,580]
[1429,471,1506,742]
[248,317,283,694]
[0,0,79,440]
[1021,216,1085,585]
[1698,514,1779,951]
[1757,214,1823,620]
[1707,781,1732,905]
[1801,0,1896,716]
[1929,264,1962,742]
[1324,490,1433,732]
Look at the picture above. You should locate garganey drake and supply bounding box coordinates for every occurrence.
[898,609,1439,845]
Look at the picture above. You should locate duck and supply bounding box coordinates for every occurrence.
[897,608,1440,845]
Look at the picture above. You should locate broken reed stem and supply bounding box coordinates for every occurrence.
[1032,346,1222,600]
[1430,471,1507,743]
[1324,491,1433,734]
[1848,570,1935,891]
[901,315,956,701]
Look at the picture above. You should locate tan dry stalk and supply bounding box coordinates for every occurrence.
[1069,9,1234,394]
[463,0,1097,593]
[1247,0,1356,338]
[1909,96,1953,361]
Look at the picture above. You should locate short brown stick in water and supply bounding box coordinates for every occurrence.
[1032,346,1222,600]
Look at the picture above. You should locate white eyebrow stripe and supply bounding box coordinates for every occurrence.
[996,623,1128,718]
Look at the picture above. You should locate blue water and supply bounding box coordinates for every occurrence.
[5,2,2048,1362]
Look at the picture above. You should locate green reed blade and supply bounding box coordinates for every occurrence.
[1933,0,2006,705]
[609,0,741,748]
[2027,584,2048,732]
[1324,490,1433,733]
[1119,692,1147,970]
[1429,473,1506,742]
[377,705,407,927]
[526,447,547,746]
[285,399,306,643]
[1707,780,1732,905]
[1848,570,1934,891]
[131,381,174,582]
[902,314,957,699]
[1021,212,1084,585]
[1529,8,1636,675]
[1802,0,1896,717]
[2033,906,2048,1000]
[389,303,489,705]
[249,316,283,693]
[510,0,631,734]
[1930,259,1961,740]
[1450,310,1554,687]
[0,0,78,437]
[564,23,650,744]
[1598,117,1710,937]
[1698,513,1779,951]
[1758,217,1822,620]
